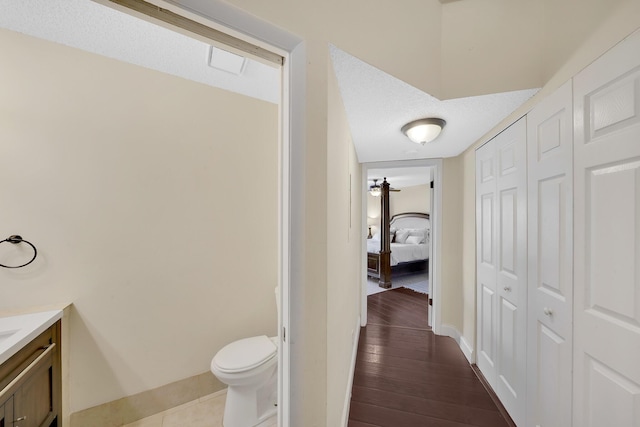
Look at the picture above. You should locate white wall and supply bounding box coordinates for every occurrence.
[0,29,278,414]
[326,61,362,426]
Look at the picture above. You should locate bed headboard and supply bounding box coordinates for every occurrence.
[389,212,430,230]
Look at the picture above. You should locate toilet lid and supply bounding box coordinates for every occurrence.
[213,335,276,373]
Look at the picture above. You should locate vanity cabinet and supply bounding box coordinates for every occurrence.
[0,321,61,427]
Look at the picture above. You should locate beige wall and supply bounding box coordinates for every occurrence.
[390,184,431,218]
[366,184,430,234]
[456,0,640,353]
[223,0,444,96]
[440,157,464,332]
[440,0,627,99]
[0,29,278,416]
[326,61,362,426]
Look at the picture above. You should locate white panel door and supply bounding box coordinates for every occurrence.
[476,118,528,426]
[477,139,498,387]
[526,80,573,427]
[573,29,640,427]
[494,118,528,426]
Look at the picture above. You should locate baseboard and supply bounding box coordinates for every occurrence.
[439,324,474,364]
[439,323,461,344]
[460,335,475,363]
[342,315,361,427]
[471,364,517,427]
[69,371,225,426]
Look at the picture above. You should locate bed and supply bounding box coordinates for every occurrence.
[367,212,430,287]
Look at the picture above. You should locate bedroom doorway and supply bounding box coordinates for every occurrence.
[362,159,443,333]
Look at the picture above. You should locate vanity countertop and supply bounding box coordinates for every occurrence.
[0,309,63,365]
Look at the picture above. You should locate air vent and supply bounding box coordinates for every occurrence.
[208,46,247,75]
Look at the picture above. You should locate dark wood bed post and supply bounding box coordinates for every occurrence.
[379,178,392,288]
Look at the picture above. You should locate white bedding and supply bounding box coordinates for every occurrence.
[367,240,430,266]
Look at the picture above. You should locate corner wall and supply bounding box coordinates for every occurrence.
[0,29,278,420]
[327,58,362,426]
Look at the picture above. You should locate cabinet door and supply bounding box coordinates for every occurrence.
[573,29,640,427]
[13,347,54,427]
[526,80,573,427]
[1,396,14,427]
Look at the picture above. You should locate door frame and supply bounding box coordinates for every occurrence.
[99,1,305,425]
[361,159,443,333]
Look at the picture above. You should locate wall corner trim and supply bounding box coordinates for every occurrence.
[341,315,361,427]
[460,335,475,364]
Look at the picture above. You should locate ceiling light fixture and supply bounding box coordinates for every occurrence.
[369,179,382,197]
[401,118,446,145]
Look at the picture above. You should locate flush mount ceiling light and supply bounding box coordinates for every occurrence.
[401,118,446,145]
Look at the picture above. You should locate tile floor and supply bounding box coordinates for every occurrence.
[122,390,277,427]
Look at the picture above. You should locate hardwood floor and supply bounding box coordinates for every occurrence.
[348,288,515,427]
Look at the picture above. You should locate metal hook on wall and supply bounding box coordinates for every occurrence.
[0,235,38,268]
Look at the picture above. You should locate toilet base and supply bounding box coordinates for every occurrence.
[223,373,277,427]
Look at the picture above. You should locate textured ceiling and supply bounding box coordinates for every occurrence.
[331,45,538,162]
[0,0,280,104]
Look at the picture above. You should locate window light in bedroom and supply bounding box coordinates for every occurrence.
[401,118,446,145]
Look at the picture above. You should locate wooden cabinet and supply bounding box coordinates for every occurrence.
[366,253,380,279]
[0,322,61,427]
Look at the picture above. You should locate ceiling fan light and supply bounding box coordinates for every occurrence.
[370,186,381,197]
[401,118,446,145]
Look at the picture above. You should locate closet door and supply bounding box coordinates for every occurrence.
[573,30,640,426]
[494,118,528,426]
[476,138,498,387]
[526,80,573,427]
[477,117,528,426]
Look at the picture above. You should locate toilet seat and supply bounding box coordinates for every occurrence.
[213,335,276,374]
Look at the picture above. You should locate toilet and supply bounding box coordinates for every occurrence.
[211,289,279,427]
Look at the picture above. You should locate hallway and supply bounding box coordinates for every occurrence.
[348,288,515,426]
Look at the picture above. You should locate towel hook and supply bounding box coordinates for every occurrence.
[0,235,38,268]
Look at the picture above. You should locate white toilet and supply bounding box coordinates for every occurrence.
[211,289,279,427]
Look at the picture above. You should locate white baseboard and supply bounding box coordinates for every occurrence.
[342,316,361,427]
[439,324,474,364]
[439,323,460,343]
[460,335,475,363]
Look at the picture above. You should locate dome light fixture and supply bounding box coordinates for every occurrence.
[401,118,446,145]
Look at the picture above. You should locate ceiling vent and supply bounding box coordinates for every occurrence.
[208,46,247,75]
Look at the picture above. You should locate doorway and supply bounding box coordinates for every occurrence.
[362,159,443,333]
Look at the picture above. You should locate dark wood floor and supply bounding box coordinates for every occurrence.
[348,288,514,427]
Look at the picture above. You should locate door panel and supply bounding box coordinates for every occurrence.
[527,79,573,427]
[573,29,640,427]
[495,118,527,426]
[477,140,498,385]
[477,118,527,426]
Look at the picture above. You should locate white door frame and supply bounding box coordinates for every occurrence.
[109,1,306,425]
[362,159,443,334]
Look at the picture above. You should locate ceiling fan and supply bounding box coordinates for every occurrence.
[369,178,401,197]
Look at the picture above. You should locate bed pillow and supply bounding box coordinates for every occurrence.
[395,229,410,244]
[408,228,428,243]
[406,235,422,245]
